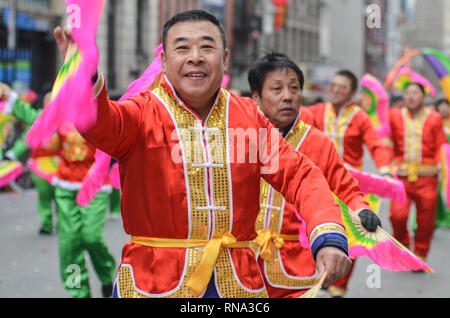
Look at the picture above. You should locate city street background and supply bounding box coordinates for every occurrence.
[1,154,449,298]
[1,0,450,299]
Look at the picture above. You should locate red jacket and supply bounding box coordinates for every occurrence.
[308,102,391,173]
[257,115,367,297]
[81,75,346,298]
[389,107,447,181]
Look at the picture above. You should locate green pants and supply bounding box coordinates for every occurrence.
[31,172,55,233]
[55,188,116,298]
[109,188,121,215]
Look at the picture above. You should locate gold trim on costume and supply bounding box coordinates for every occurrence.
[117,86,267,298]
[255,120,319,289]
[401,107,431,182]
[324,103,360,160]
[309,224,347,244]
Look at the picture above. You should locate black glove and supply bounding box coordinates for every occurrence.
[358,209,382,232]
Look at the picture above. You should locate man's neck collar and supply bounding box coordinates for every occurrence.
[332,101,355,113]
[161,75,221,122]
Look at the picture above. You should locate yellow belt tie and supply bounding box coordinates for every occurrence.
[254,230,298,261]
[407,163,419,182]
[131,233,249,296]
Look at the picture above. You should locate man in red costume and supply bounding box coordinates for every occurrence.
[54,10,351,298]
[307,70,391,297]
[248,53,380,297]
[0,85,116,298]
[389,82,447,263]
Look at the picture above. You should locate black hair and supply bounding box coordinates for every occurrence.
[435,98,449,108]
[405,82,426,95]
[335,70,358,93]
[162,10,227,52]
[248,52,305,96]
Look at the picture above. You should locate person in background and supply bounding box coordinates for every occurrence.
[248,52,381,298]
[307,69,392,297]
[389,82,447,265]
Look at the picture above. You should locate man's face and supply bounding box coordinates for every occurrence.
[329,75,354,106]
[404,84,425,113]
[161,20,229,108]
[253,68,302,131]
[437,102,450,118]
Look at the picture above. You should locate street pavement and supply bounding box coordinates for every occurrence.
[1,153,450,298]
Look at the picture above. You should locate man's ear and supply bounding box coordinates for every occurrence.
[252,91,261,106]
[223,49,230,73]
[161,51,167,73]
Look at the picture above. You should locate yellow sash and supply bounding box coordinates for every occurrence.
[131,233,249,296]
[254,230,298,261]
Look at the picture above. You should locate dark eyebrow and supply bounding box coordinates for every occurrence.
[173,37,188,45]
[200,36,216,43]
[173,36,217,45]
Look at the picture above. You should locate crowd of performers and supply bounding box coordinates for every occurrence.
[0,8,449,298]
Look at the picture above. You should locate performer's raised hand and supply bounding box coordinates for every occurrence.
[315,246,352,288]
[54,26,72,59]
[0,82,12,101]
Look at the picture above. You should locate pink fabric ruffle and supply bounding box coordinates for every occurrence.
[25,0,105,150]
[346,166,407,205]
[76,149,111,207]
[350,241,433,273]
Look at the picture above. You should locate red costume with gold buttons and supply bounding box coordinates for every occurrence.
[81,75,349,298]
[389,107,447,258]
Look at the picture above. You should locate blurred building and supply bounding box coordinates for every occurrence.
[385,0,405,77]
[0,0,65,95]
[96,0,236,97]
[403,0,450,99]
[364,0,387,80]
[96,0,159,97]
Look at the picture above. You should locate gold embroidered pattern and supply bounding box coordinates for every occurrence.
[207,91,267,298]
[63,129,89,162]
[402,107,431,182]
[324,103,360,159]
[116,86,266,298]
[309,225,347,244]
[116,248,204,298]
[256,120,318,288]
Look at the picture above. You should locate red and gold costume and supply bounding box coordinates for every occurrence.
[307,101,391,296]
[308,102,391,172]
[389,107,447,258]
[255,113,369,298]
[81,75,348,298]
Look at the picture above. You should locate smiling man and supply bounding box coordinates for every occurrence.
[51,10,351,298]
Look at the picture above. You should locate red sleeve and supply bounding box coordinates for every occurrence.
[81,75,148,161]
[299,106,315,126]
[304,129,370,212]
[252,104,345,240]
[306,103,326,131]
[434,115,448,164]
[359,110,392,172]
